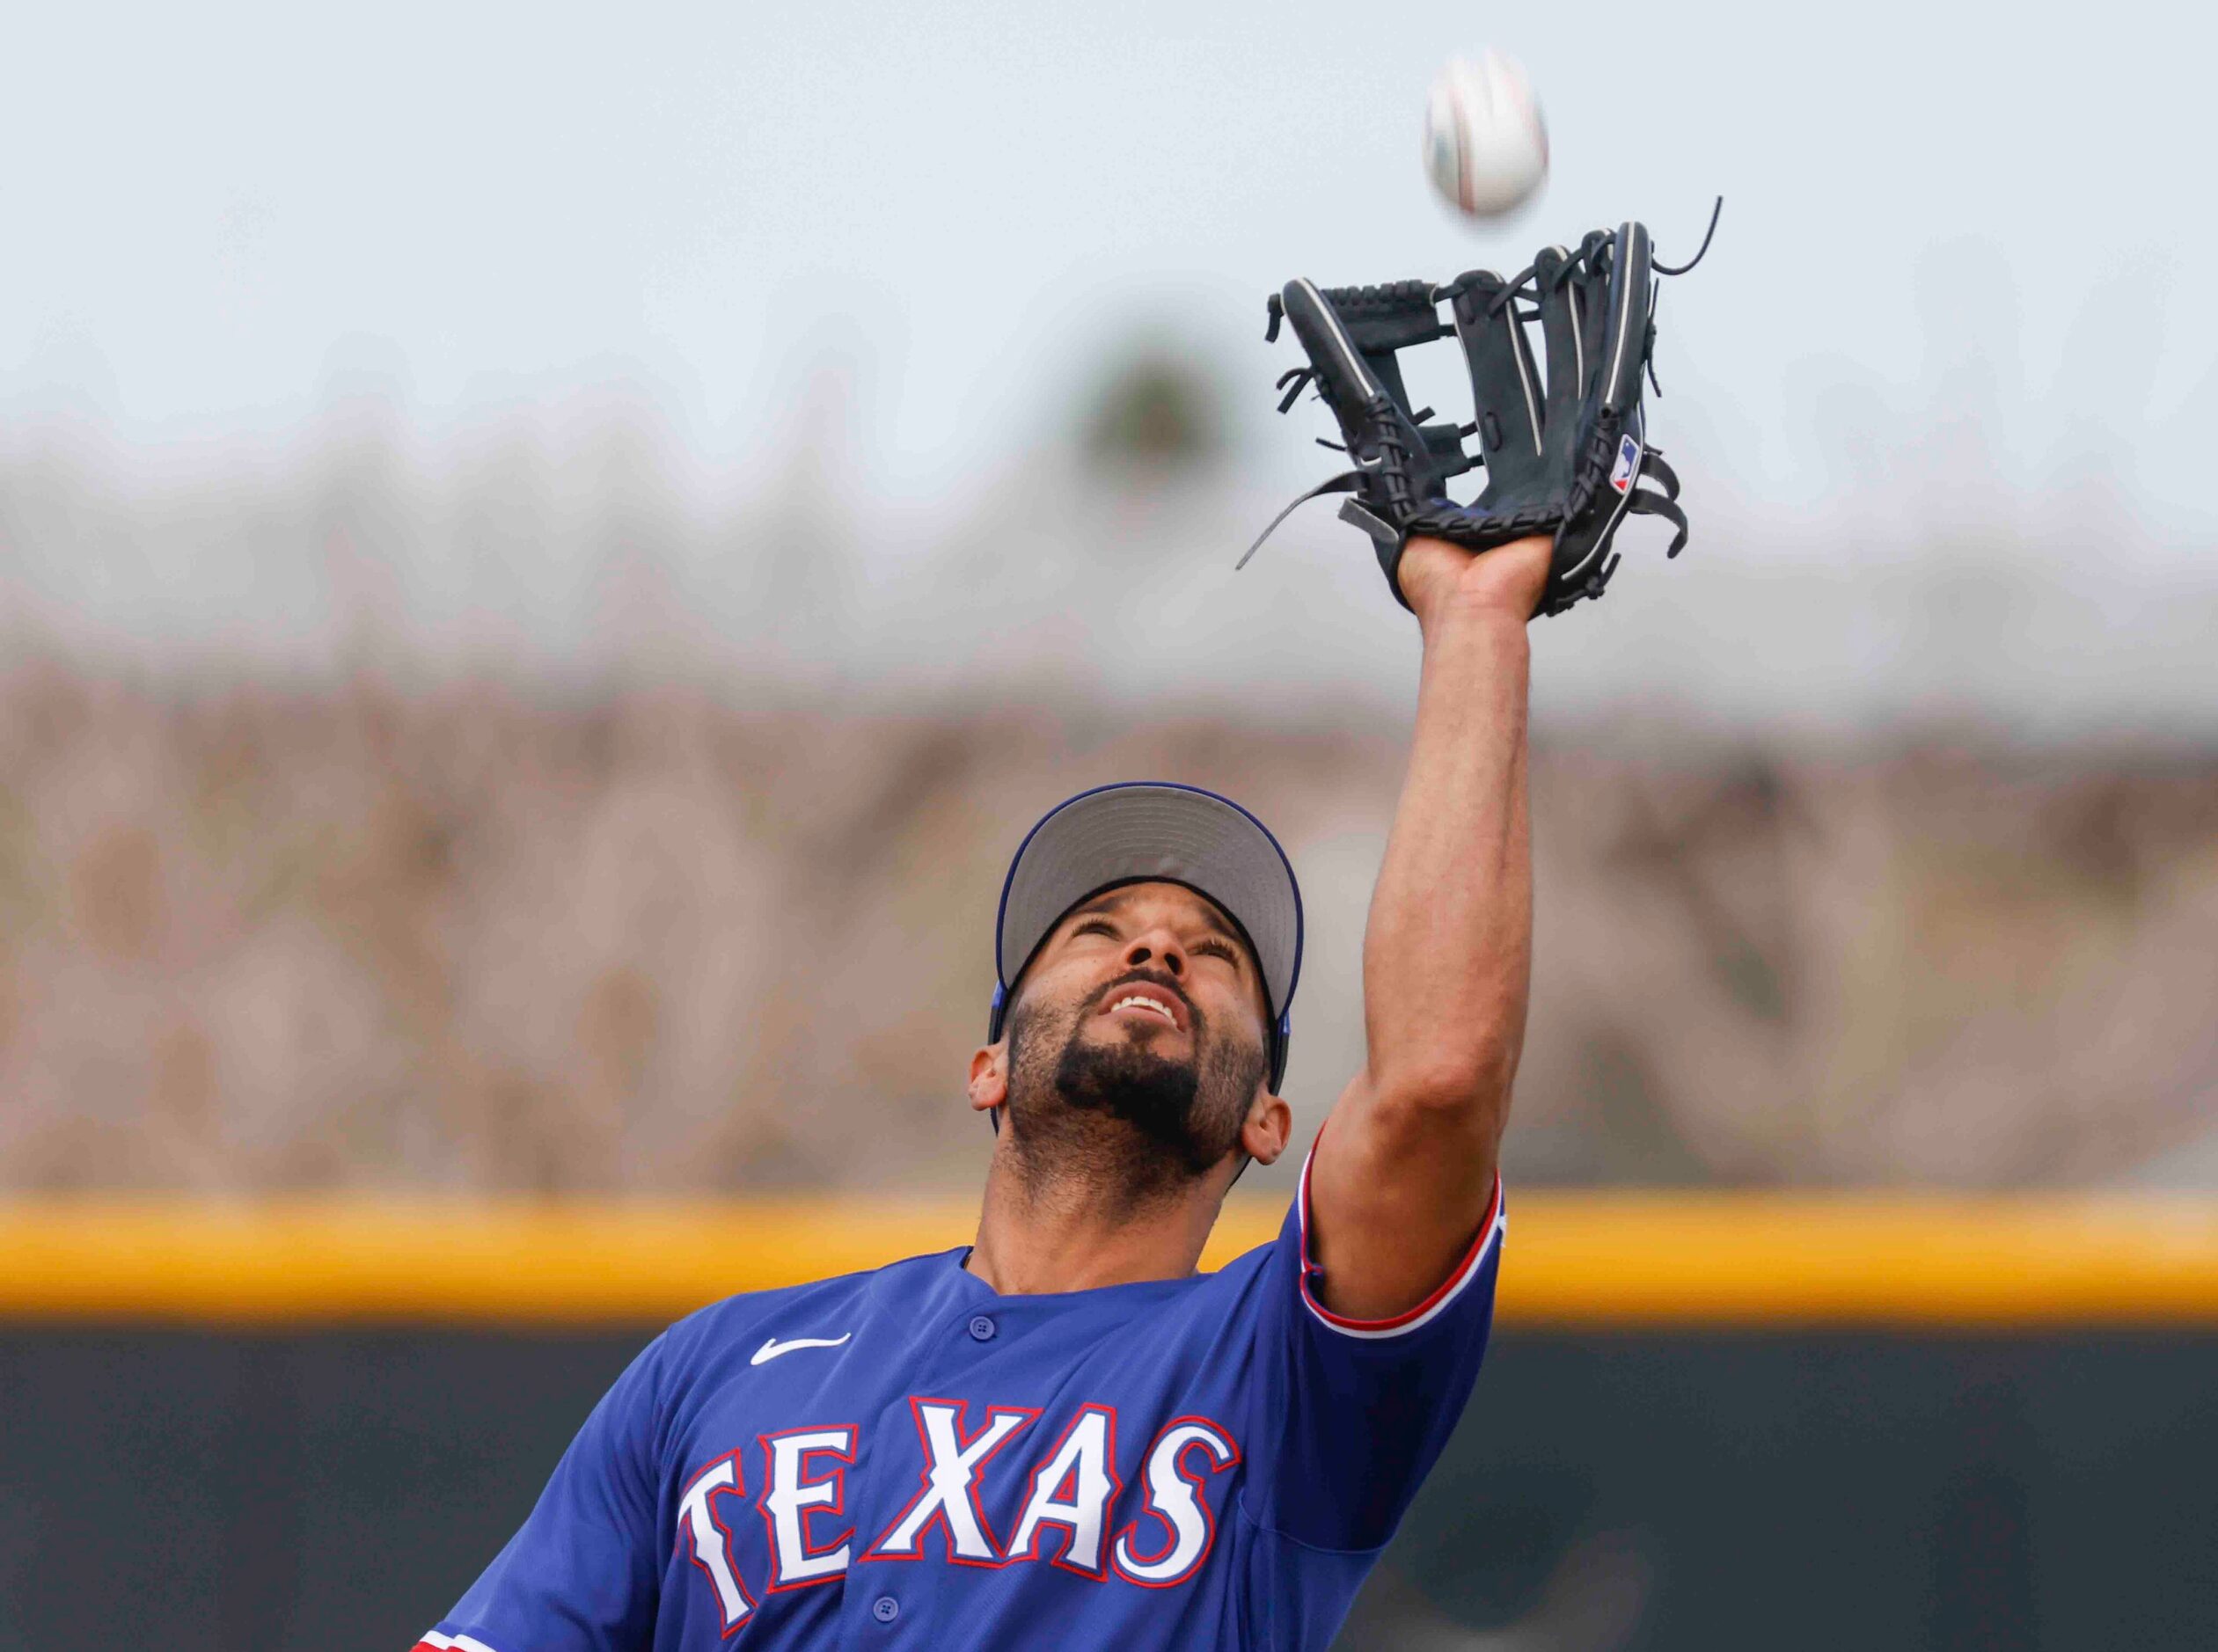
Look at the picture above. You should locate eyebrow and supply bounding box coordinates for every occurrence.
[1065,888,1248,961]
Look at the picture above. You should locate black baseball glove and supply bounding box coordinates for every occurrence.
[1244,208,1717,618]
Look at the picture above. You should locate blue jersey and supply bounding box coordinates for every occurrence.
[414,1158,1504,1652]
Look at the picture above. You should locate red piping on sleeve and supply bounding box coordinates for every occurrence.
[1294,1133,1504,1337]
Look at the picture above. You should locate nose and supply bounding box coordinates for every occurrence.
[1122,927,1186,979]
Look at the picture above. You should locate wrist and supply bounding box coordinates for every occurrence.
[1417,595,1533,664]
[1420,576,1541,633]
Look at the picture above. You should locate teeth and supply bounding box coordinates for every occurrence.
[1110,995,1176,1024]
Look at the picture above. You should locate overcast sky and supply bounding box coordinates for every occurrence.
[3,0,2215,731]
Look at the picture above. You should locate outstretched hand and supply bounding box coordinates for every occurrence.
[1394,534,1554,630]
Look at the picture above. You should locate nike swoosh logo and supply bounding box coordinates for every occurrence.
[751,1333,852,1366]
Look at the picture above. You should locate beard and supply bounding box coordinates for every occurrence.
[1002,976,1266,1209]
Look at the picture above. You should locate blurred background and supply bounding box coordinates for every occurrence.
[3,1,2214,1647]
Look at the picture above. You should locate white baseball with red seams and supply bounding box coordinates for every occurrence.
[1424,48,1548,219]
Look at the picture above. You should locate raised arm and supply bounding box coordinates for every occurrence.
[1303,533,1551,1319]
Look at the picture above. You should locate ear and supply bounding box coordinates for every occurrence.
[1239,1091,1293,1167]
[967,1043,1009,1115]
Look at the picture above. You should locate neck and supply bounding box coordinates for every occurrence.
[967,1129,1230,1295]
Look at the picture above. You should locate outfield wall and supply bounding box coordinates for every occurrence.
[4,1197,2215,1650]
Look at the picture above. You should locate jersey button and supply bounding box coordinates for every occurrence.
[968,1313,997,1341]
[871,1595,900,1624]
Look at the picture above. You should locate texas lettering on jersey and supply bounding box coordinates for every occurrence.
[675,1400,1240,1632]
[420,1158,1505,1652]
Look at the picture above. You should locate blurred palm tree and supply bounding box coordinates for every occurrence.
[1078,346,1227,477]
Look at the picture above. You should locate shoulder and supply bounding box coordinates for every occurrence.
[1207,1231,1287,1293]
[1155,1225,1292,1332]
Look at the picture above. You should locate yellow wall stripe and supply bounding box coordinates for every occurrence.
[4,1193,2218,1329]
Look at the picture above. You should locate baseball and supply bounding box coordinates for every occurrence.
[1424,49,1548,218]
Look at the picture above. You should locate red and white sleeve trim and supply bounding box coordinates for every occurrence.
[1294,1140,1505,1341]
[414,1633,501,1652]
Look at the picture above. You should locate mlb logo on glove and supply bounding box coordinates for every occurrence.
[1609,435,1640,496]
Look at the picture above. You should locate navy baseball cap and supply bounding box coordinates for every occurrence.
[986,782,1304,1092]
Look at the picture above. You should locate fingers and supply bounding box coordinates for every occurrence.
[1399,534,1554,625]
[1394,536,1475,617]
[1463,536,1554,623]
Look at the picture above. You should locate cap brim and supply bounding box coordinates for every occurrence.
[996,783,1302,1021]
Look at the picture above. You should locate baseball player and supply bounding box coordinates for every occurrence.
[414,222,1691,1651]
